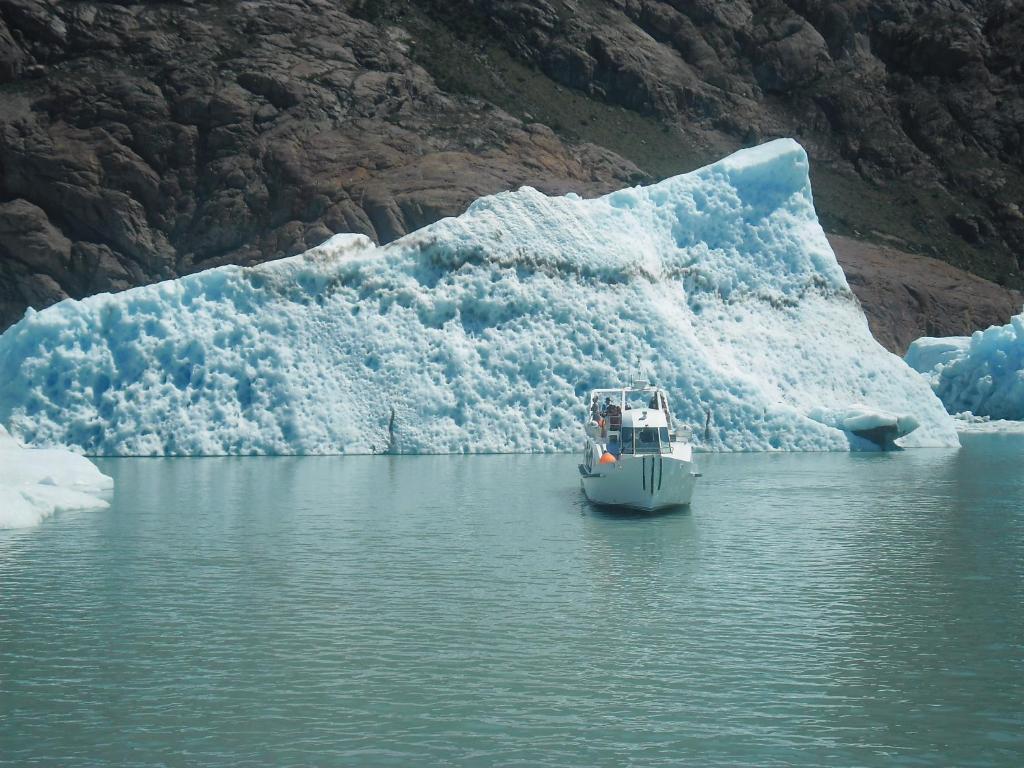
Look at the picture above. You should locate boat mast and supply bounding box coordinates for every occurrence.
[629,354,642,388]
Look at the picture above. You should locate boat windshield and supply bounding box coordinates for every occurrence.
[625,391,653,410]
[620,426,670,455]
[635,427,659,454]
[588,388,675,442]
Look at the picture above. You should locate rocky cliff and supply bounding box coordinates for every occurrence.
[2,0,1022,349]
[830,234,1022,353]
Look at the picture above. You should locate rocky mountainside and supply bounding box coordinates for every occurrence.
[1,0,1022,348]
[829,234,1022,353]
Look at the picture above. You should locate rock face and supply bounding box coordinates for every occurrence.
[395,0,1024,282]
[0,0,643,329]
[830,235,1024,354]
[1,0,1023,338]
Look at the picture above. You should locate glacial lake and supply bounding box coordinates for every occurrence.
[1,433,1022,767]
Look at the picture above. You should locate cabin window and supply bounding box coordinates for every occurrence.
[659,427,671,452]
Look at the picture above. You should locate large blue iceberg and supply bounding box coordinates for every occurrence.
[905,312,1024,420]
[0,139,958,455]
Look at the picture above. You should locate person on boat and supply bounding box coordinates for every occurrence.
[600,397,612,417]
[650,392,671,423]
[590,395,600,422]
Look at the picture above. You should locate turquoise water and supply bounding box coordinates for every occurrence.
[1,434,1022,766]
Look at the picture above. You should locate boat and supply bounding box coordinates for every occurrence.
[579,380,699,511]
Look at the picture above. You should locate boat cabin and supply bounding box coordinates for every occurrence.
[586,380,678,455]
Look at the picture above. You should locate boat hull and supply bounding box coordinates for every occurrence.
[580,454,697,511]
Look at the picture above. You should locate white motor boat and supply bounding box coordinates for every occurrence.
[579,381,699,511]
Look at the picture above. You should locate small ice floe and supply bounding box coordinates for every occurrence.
[807,405,920,450]
[952,412,1024,434]
[0,425,113,529]
[906,312,1024,421]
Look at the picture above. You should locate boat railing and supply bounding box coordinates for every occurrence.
[608,411,622,432]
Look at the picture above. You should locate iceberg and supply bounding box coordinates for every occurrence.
[806,405,921,451]
[952,413,1024,434]
[0,425,113,528]
[906,312,1024,420]
[0,139,958,455]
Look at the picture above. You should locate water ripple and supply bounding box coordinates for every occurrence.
[1,437,1023,766]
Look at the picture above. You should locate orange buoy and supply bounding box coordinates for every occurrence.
[598,452,617,464]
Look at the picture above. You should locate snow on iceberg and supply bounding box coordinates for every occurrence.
[0,139,958,455]
[905,312,1024,420]
[0,425,113,528]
